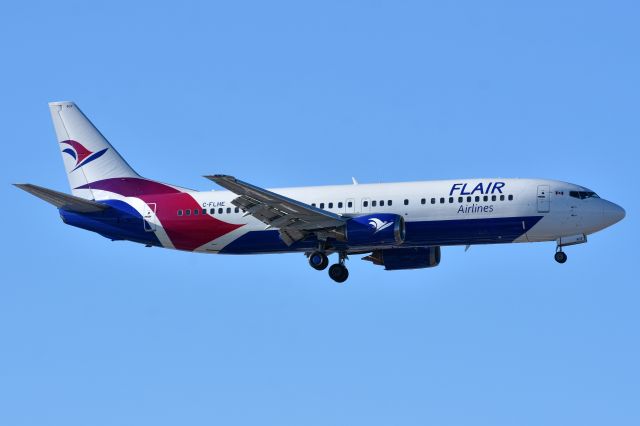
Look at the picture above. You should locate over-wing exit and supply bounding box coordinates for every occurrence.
[15,102,625,282]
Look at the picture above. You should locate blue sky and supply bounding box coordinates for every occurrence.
[1,1,638,425]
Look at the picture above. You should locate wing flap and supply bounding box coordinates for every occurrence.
[205,175,347,244]
[14,183,109,213]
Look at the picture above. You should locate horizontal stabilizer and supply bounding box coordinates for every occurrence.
[13,183,109,213]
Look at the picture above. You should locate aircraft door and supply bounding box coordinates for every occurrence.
[537,185,550,213]
[345,198,356,214]
[143,202,157,231]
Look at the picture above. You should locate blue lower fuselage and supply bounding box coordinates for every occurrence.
[59,199,542,254]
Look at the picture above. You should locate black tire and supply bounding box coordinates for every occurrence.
[309,251,329,270]
[554,251,567,264]
[338,267,349,283]
[328,264,349,283]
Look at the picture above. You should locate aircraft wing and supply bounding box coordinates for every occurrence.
[205,175,346,245]
[14,183,109,213]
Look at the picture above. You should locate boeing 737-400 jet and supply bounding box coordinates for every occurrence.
[15,102,625,282]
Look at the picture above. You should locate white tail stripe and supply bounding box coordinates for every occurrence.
[49,101,139,199]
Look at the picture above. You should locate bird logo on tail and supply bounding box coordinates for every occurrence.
[60,140,108,171]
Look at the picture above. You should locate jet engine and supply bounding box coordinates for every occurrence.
[340,213,405,247]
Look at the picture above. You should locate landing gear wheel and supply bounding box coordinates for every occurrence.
[308,251,329,270]
[554,251,567,264]
[328,263,349,283]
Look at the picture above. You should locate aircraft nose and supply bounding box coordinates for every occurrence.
[603,201,625,226]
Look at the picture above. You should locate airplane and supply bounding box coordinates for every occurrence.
[15,101,625,283]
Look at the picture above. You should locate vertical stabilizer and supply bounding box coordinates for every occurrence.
[49,101,140,199]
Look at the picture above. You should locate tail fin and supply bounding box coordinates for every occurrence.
[49,101,140,199]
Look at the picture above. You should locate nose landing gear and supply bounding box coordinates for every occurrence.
[554,248,567,264]
[554,234,586,263]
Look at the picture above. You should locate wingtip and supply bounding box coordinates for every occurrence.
[48,100,75,106]
[204,174,234,180]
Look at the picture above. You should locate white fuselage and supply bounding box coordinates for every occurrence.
[156,178,624,254]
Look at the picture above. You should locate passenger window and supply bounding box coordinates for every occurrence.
[186,209,191,216]
[202,209,206,215]
[467,196,471,202]
[363,201,369,207]
[177,210,183,216]
[431,198,435,204]
[475,196,480,202]
[440,197,445,204]
[194,209,199,215]
[380,200,384,207]
[500,195,505,201]
[491,195,496,201]
[311,203,316,207]
[328,202,334,209]
[320,203,325,209]
[227,207,231,213]
[449,197,454,203]
[458,196,463,203]
[483,195,488,202]
[421,198,426,205]
[404,199,409,205]
[508,195,514,201]
[210,208,215,214]
[348,201,353,208]
[388,200,392,206]
[338,202,343,208]
[235,207,239,213]
[372,201,377,207]
[218,208,223,214]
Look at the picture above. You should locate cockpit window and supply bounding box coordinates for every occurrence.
[569,191,599,200]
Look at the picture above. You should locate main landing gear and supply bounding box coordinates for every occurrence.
[307,250,349,283]
[308,250,329,270]
[328,253,349,283]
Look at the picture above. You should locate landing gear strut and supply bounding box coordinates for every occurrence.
[554,234,587,263]
[554,247,567,264]
[308,250,329,270]
[328,252,349,283]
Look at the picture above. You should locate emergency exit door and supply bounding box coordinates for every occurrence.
[143,202,157,231]
[537,185,550,213]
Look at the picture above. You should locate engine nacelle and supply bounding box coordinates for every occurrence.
[363,247,441,270]
[342,213,405,246]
